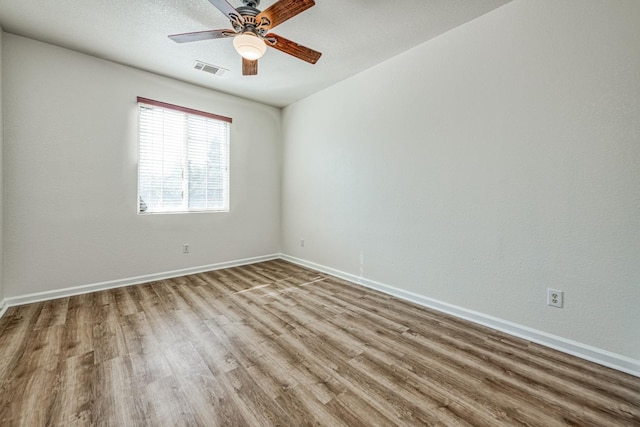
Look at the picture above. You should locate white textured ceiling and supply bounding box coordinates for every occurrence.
[0,0,512,107]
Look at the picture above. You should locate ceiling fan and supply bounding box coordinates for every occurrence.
[169,0,322,76]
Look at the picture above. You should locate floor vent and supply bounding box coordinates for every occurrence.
[193,61,228,76]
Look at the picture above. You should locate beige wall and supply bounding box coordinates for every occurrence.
[3,34,282,298]
[282,0,640,360]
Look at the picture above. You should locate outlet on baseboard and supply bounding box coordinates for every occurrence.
[183,244,190,254]
[547,289,563,308]
[300,239,305,247]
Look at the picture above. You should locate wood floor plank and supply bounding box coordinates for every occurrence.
[112,287,141,318]
[62,294,95,359]
[0,260,638,426]
[1,324,65,425]
[0,304,43,381]
[33,298,69,330]
[92,356,144,426]
[221,366,294,427]
[142,375,199,427]
[325,389,407,427]
[47,351,95,426]
[274,384,348,427]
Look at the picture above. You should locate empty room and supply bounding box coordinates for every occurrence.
[0,0,638,425]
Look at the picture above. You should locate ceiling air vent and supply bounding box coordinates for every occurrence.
[193,61,228,77]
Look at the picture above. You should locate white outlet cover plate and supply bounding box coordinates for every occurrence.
[547,289,564,308]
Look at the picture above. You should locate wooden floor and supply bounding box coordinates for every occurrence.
[0,260,638,426]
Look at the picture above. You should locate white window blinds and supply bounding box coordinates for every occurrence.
[137,97,231,213]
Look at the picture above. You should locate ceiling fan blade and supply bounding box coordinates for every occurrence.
[257,0,315,30]
[168,29,235,43]
[265,33,321,64]
[243,58,258,75]
[207,0,244,23]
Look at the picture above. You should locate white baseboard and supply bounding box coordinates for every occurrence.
[280,254,640,378]
[2,254,280,310]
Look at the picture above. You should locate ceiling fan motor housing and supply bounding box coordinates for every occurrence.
[235,4,270,36]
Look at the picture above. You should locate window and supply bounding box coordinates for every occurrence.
[137,97,231,213]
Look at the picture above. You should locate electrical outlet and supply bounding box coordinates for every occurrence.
[547,289,563,308]
[300,239,305,247]
[183,244,189,254]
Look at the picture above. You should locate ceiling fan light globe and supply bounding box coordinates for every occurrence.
[233,33,267,60]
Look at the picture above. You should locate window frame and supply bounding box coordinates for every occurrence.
[136,97,232,215]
